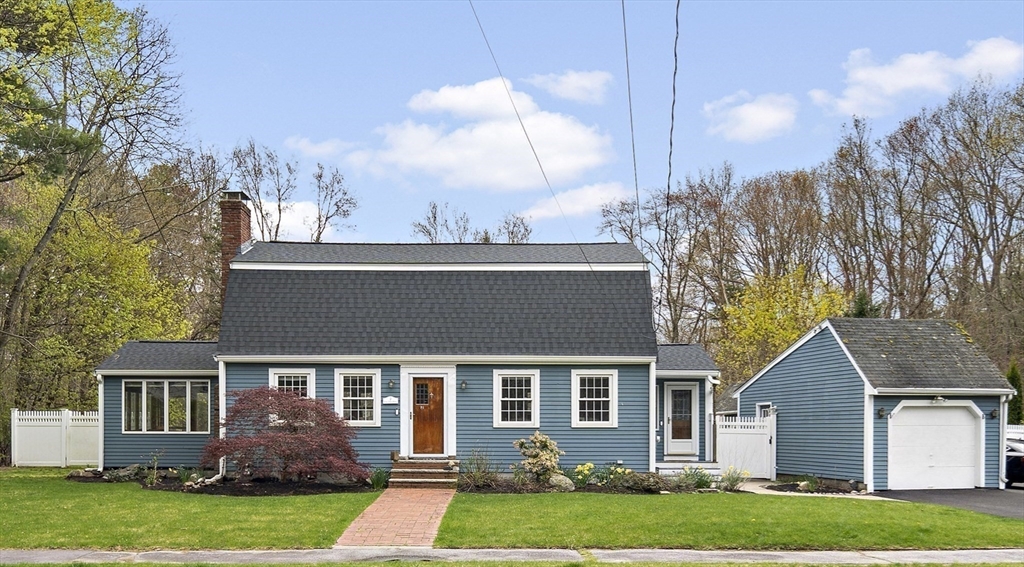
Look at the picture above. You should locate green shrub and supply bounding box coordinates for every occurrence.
[617,471,671,493]
[512,431,565,482]
[716,466,750,492]
[368,468,390,491]
[459,449,499,490]
[676,466,713,491]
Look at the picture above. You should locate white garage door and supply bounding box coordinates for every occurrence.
[888,405,980,490]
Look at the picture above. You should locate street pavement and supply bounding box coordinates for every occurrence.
[2,547,1023,564]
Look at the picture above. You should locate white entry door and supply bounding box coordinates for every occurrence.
[665,384,698,455]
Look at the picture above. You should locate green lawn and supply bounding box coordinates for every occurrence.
[435,492,1024,550]
[4,564,1018,567]
[0,468,378,550]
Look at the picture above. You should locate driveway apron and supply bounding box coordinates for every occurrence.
[878,487,1024,519]
[334,488,455,547]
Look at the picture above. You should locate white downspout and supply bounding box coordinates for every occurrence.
[649,361,656,473]
[999,394,1009,488]
[218,359,227,477]
[96,373,104,471]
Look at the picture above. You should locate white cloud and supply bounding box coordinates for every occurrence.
[524,70,614,104]
[408,77,537,120]
[522,182,629,220]
[347,77,613,192]
[703,91,798,143]
[283,136,352,159]
[810,37,1024,116]
[253,200,342,242]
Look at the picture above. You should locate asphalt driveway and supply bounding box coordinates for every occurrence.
[879,486,1024,519]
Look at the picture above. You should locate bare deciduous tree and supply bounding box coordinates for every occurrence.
[308,164,357,243]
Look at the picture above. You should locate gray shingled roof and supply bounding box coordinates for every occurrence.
[219,269,657,357]
[827,318,1011,390]
[98,341,218,372]
[716,383,740,413]
[657,344,719,371]
[232,242,647,265]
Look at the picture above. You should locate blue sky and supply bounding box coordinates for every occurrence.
[130,1,1024,243]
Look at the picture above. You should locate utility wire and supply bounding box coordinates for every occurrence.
[621,0,642,233]
[467,0,595,270]
[666,0,681,203]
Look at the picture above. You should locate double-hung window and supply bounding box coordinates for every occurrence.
[269,369,315,398]
[335,369,381,427]
[571,369,618,428]
[123,380,211,433]
[492,369,540,428]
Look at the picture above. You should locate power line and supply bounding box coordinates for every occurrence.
[666,0,681,203]
[621,0,642,232]
[467,0,594,268]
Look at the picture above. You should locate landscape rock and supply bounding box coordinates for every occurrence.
[548,473,575,492]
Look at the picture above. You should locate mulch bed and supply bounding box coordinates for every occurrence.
[143,477,374,496]
[764,482,852,495]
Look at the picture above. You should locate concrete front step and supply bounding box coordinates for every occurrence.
[389,478,458,489]
[390,469,459,481]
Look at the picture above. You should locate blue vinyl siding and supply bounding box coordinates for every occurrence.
[872,395,1001,489]
[456,365,650,471]
[739,329,866,482]
[225,363,400,469]
[655,378,707,461]
[102,375,217,468]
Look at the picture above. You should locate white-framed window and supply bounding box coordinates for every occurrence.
[335,369,381,427]
[122,380,211,434]
[269,368,316,398]
[756,402,774,417]
[571,369,618,428]
[492,369,540,428]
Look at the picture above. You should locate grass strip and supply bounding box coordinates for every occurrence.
[0,468,377,550]
[436,492,1024,550]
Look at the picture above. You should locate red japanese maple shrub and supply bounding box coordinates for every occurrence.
[201,387,368,482]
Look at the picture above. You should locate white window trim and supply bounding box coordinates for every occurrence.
[335,368,381,427]
[269,368,316,398]
[571,369,618,428]
[492,369,541,428]
[121,379,211,434]
[756,402,774,417]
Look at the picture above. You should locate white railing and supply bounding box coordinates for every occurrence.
[10,409,99,467]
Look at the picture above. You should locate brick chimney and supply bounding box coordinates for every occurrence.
[220,190,252,300]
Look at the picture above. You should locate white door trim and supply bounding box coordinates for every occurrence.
[400,365,457,458]
[664,382,699,456]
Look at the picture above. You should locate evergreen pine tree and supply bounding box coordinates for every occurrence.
[1007,362,1023,425]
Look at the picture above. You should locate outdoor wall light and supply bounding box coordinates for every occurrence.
[460,380,468,390]
[990,408,999,419]
[387,379,395,388]
[876,408,886,419]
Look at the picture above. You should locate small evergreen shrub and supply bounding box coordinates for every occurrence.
[459,449,499,490]
[368,468,390,490]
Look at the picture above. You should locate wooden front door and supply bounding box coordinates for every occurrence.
[412,377,444,454]
[665,384,698,455]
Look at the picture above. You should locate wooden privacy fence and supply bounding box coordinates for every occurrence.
[716,414,776,480]
[10,409,99,467]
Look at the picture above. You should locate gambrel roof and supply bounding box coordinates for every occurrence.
[218,242,657,358]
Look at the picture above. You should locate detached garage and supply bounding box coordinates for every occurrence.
[734,318,1016,491]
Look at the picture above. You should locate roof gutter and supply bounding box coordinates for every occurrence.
[95,370,218,376]
[215,354,658,365]
[874,387,1016,396]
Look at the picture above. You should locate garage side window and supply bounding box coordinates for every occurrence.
[122,380,211,433]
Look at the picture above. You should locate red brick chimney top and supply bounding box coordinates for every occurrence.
[220,191,252,300]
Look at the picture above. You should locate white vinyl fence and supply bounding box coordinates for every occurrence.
[1009,424,1024,442]
[716,415,776,480]
[10,409,99,467]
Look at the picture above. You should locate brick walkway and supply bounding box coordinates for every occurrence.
[334,488,455,547]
